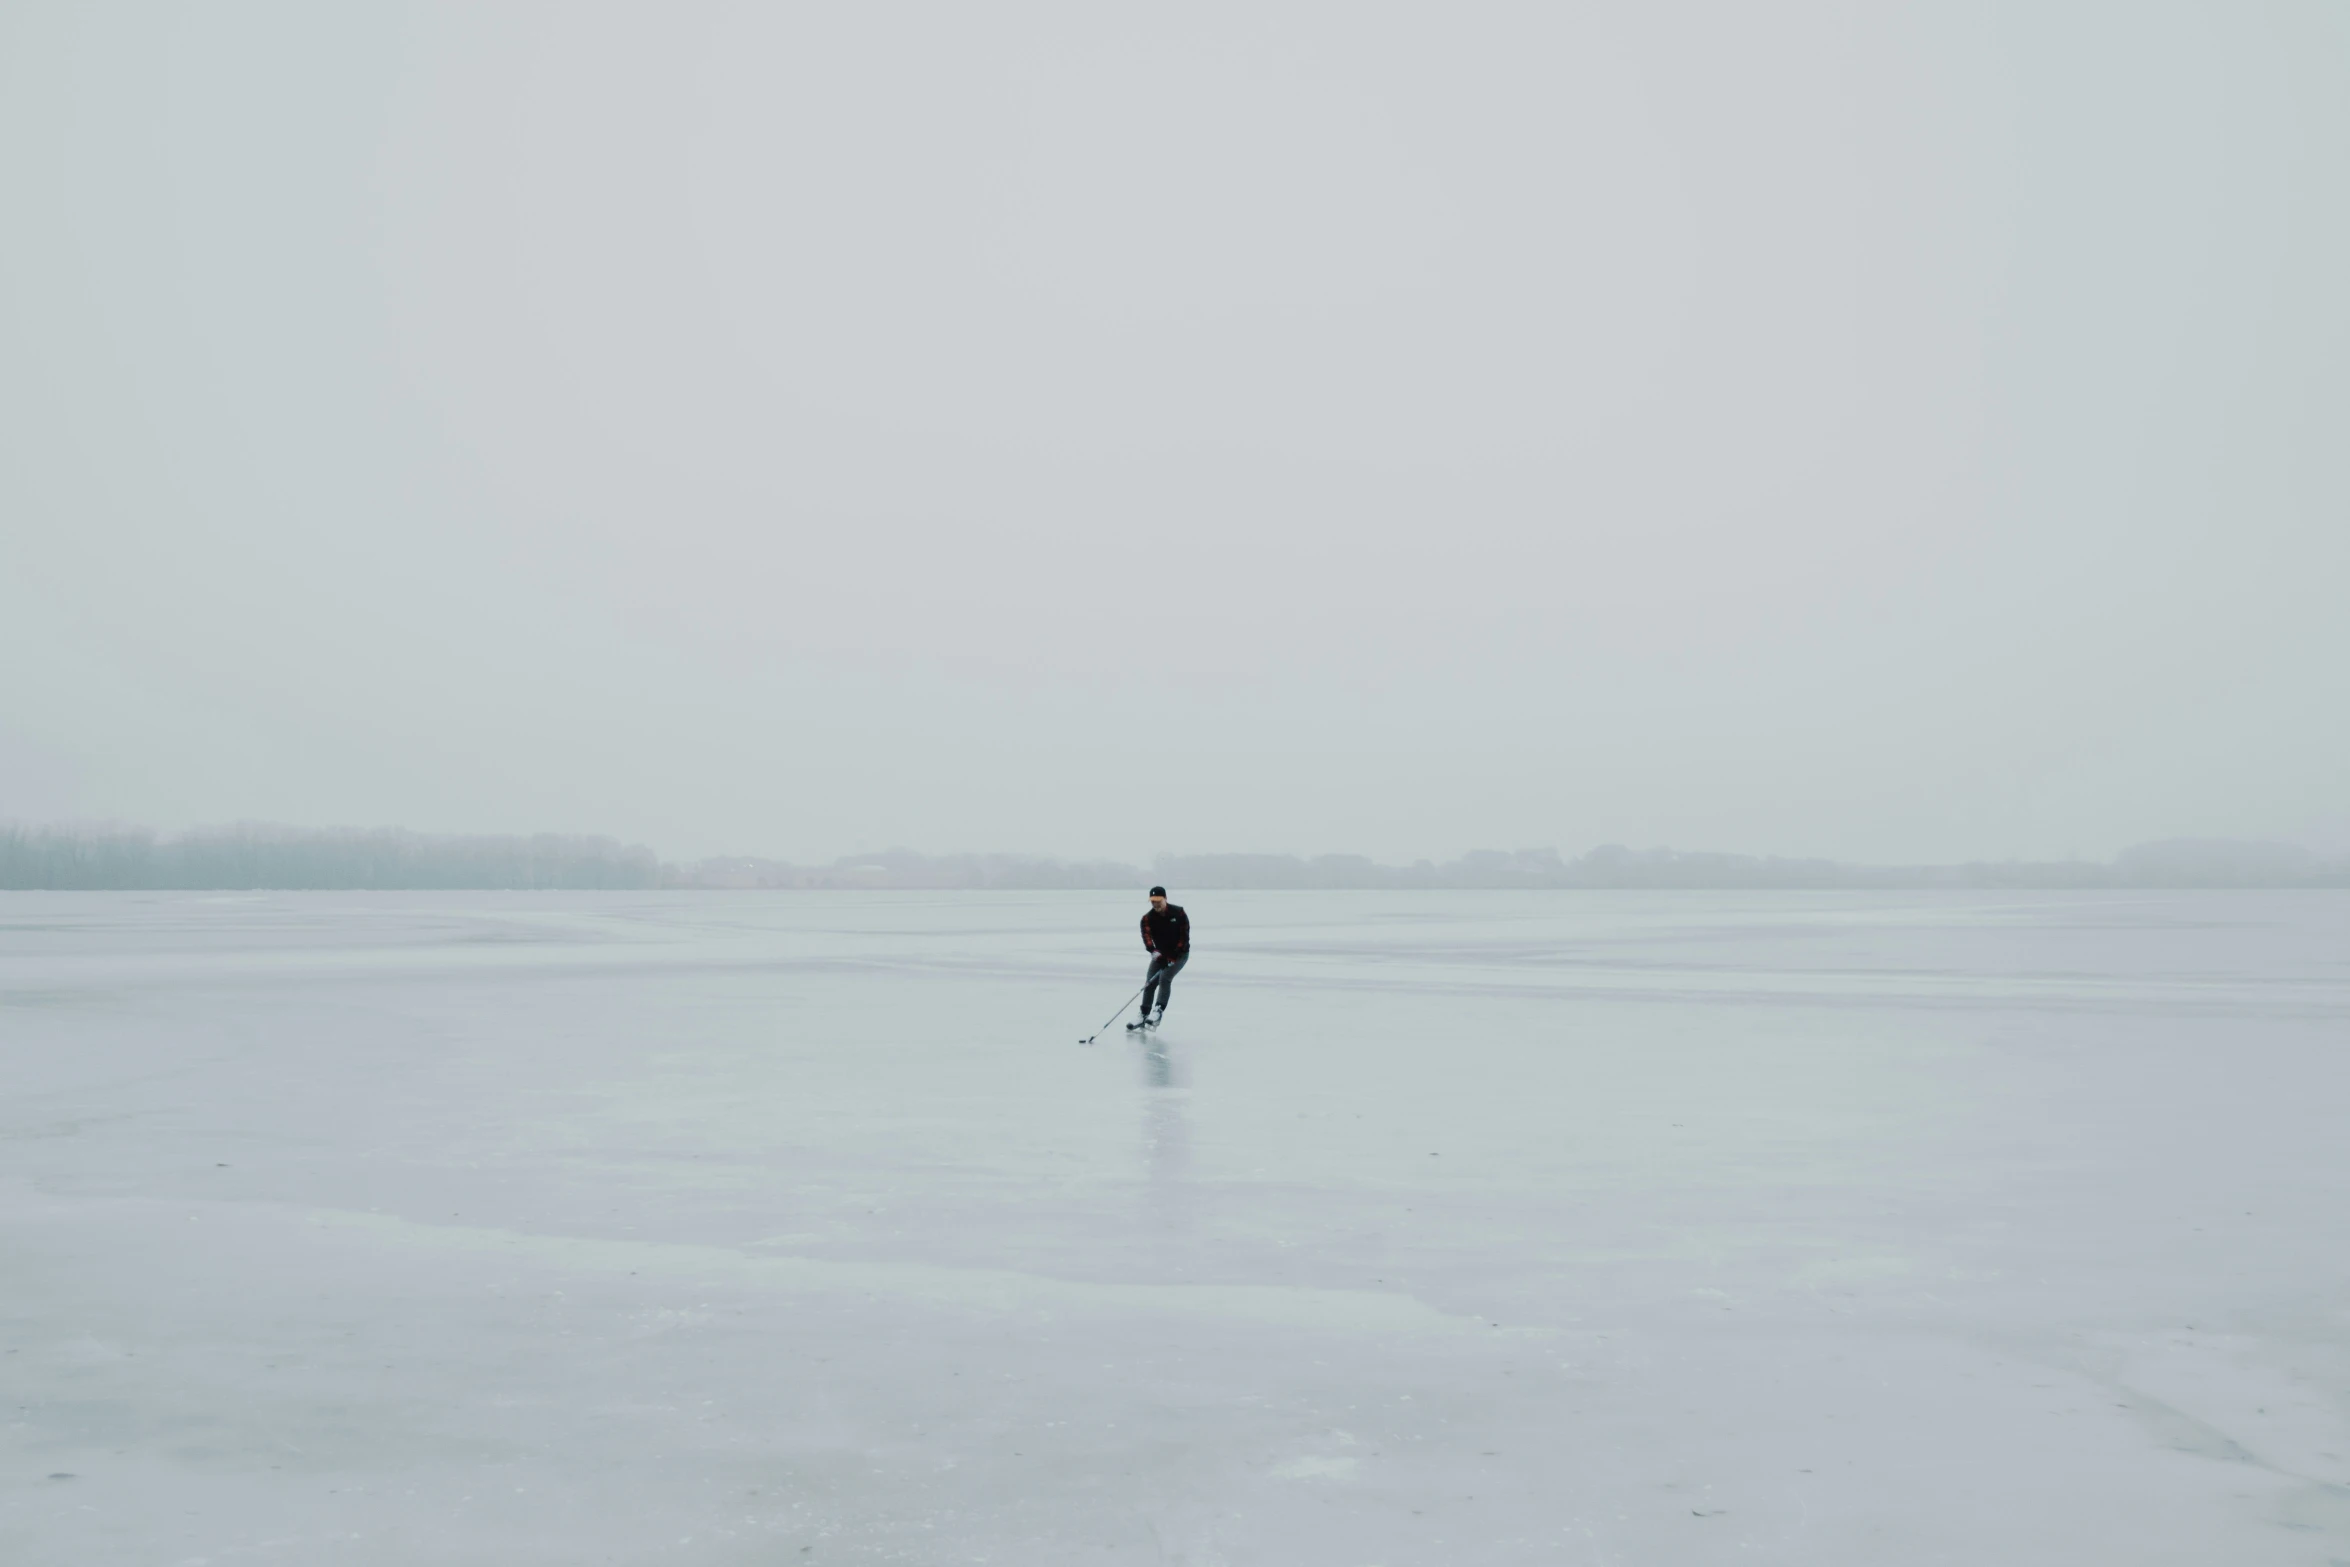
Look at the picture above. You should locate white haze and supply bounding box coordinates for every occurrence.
[3,3,2345,864]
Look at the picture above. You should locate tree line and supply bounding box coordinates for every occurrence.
[5,826,2341,891]
[0,824,660,890]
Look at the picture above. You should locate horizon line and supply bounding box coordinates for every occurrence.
[3,822,2345,892]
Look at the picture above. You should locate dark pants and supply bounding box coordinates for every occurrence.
[1142,951,1188,1018]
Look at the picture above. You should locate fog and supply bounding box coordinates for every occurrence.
[4,3,2344,863]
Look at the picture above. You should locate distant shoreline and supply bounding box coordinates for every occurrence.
[4,825,2344,892]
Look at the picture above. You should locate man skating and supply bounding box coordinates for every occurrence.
[1128,886,1190,1031]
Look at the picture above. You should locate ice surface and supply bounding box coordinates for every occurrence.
[5,889,2349,1564]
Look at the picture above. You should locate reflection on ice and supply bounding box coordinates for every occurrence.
[1139,1037,1191,1235]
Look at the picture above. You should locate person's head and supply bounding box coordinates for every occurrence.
[1148,885,1168,910]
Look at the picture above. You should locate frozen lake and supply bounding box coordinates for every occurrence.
[5,889,2349,1564]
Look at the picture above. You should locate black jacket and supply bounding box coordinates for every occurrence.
[1141,903,1190,960]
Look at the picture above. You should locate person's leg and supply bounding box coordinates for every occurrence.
[1151,952,1188,1017]
[1140,957,1169,1017]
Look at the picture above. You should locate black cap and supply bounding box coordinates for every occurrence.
[1148,885,1167,897]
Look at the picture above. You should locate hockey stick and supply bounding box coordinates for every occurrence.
[1078,985,1147,1046]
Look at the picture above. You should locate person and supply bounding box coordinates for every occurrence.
[1128,885,1190,1030]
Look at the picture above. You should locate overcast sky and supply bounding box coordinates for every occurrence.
[4,2,2344,864]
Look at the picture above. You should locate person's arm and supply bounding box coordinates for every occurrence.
[1141,912,1158,954]
[1170,908,1190,952]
